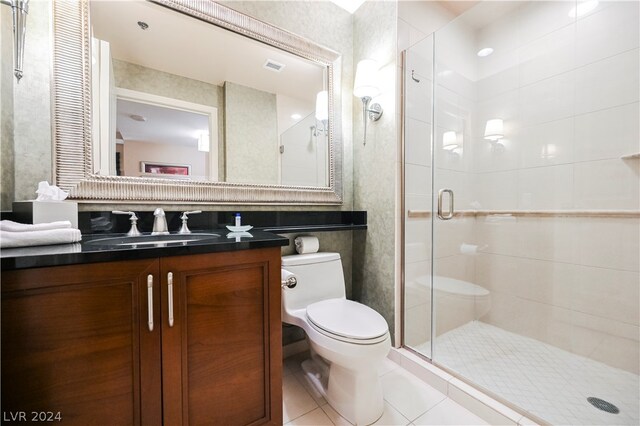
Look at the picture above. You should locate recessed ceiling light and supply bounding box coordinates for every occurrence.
[137,21,149,30]
[130,114,147,122]
[477,47,494,57]
[291,114,302,120]
[569,0,599,18]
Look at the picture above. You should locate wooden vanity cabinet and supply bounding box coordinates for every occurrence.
[1,248,282,426]
[161,249,282,426]
[1,258,162,425]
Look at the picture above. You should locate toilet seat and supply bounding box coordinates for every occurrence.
[306,299,389,344]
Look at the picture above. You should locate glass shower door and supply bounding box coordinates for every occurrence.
[402,35,434,358]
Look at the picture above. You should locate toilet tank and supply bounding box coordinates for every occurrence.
[281,252,346,312]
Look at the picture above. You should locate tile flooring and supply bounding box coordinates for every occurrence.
[415,321,639,426]
[283,353,489,425]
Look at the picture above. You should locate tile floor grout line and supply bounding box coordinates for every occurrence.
[409,396,448,424]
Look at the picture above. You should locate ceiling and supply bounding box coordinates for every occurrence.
[117,99,209,148]
[450,1,522,30]
[436,1,479,17]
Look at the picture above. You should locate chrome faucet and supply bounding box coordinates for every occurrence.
[178,210,202,234]
[152,208,169,235]
[112,211,142,236]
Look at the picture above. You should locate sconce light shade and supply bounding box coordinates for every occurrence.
[442,131,458,150]
[197,132,210,152]
[353,59,380,99]
[484,118,504,141]
[315,90,328,121]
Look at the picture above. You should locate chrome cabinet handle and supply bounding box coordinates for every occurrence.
[437,189,454,220]
[167,272,174,327]
[147,274,154,332]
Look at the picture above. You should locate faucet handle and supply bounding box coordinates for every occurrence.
[178,210,202,234]
[112,211,142,236]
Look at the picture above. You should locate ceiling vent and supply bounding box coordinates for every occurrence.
[263,59,285,72]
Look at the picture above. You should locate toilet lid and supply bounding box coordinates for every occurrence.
[306,299,388,341]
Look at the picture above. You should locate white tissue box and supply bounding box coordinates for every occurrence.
[13,201,78,228]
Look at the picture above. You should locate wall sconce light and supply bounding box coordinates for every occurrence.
[354,59,383,145]
[484,118,505,152]
[197,132,210,152]
[312,90,329,137]
[484,119,504,141]
[442,131,458,150]
[442,130,462,156]
[1,0,29,82]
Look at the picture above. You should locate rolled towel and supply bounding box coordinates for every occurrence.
[0,220,72,232]
[0,228,82,248]
[294,236,319,254]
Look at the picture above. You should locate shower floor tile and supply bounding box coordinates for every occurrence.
[415,321,639,426]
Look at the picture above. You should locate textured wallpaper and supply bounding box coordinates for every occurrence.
[9,0,51,202]
[224,82,279,184]
[1,7,14,209]
[352,0,399,344]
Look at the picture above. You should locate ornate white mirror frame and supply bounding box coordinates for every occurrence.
[51,0,343,204]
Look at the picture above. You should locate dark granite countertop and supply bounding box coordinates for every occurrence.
[1,229,289,270]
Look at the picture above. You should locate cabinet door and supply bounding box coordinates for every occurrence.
[1,259,162,425]
[161,248,282,426]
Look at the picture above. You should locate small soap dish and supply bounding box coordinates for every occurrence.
[226,225,253,232]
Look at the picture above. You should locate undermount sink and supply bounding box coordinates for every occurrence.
[85,233,221,248]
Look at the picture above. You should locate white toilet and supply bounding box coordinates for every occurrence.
[282,252,391,425]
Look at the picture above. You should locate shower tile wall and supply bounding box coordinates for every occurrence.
[471,0,639,374]
[402,0,639,375]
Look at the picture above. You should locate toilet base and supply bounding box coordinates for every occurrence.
[301,356,385,425]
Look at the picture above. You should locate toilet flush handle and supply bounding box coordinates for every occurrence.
[281,269,297,289]
[282,276,297,289]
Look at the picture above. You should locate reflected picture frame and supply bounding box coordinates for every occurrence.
[141,162,191,176]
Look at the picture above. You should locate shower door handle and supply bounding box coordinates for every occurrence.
[437,189,454,220]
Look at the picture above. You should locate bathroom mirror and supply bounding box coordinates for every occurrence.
[51,0,343,204]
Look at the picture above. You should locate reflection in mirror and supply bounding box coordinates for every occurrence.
[115,90,217,181]
[90,0,330,187]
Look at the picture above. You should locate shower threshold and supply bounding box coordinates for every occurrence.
[414,322,639,426]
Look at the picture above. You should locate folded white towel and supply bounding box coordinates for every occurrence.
[0,220,72,233]
[0,228,82,248]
